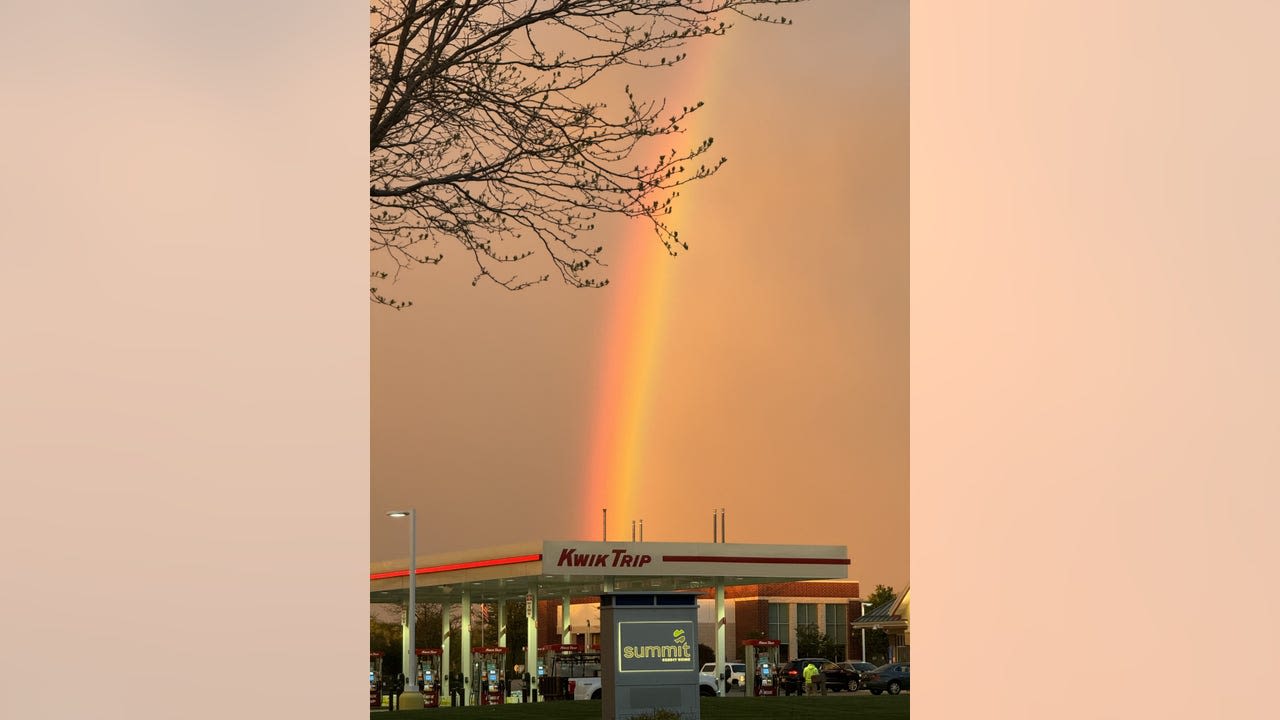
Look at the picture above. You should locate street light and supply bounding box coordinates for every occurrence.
[388,509,424,710]
[860,601,872,662]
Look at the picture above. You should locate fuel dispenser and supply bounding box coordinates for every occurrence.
[550,643,600,678]
[744,639,782,697]
[532,657,546,702]
[538,643,577,701]
[537,643,589,700]
[532,648,554,702]
[415,648,443,708]
[471,646,508,706]
[369,651,384,709]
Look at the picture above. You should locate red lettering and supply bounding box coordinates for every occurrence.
[559,548,651,570]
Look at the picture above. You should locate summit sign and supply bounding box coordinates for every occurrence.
[601,593,701,720]
[617,620,695,672]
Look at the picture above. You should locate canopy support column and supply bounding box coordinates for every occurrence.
[561,593,572,643]
[716,582,726,695]
[461,591,472,703]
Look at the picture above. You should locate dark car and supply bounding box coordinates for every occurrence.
[777,658,860,695]
[862,662,910,695]
[837,661,878,691]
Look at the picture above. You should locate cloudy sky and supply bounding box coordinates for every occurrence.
[371,0,908,596]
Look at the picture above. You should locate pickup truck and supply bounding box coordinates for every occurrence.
[701,663,747,688]
[570,673,720,700]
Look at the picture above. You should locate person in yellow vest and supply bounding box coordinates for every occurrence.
[802,662,818,696]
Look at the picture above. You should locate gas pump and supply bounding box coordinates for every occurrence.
[744,639,782,697]
[533,653,547,701]
[538,643,582,701]
[471,646,508,706]
[369,651,384,709]
[415,648,443,708]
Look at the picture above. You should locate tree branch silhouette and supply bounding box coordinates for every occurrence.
[370,0,805,307]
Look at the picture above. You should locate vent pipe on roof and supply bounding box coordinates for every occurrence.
[632,520,636,542]
[721,508,726,543]
[639,519,644,542]
[602,508,607,542]
[712,510,717,543]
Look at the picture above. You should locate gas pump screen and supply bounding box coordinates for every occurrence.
[488,670,497,683]
[617,620,696,673]
[536,665,545,677]
[761,666,770,676]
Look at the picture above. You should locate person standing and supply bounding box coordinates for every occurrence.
[802,662,818,696]
[391,673,405,711]
[448,667,462,707]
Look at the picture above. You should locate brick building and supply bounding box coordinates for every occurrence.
[545,580,866,663]
[727,581,864,661]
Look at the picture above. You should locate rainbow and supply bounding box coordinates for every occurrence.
[577,47,720,540]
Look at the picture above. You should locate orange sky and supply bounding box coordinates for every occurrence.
[371,0,909,596]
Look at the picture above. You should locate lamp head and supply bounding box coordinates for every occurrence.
[387,510,412,518]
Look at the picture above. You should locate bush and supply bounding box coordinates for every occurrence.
[629,711,683,720]
[697,643,715,666]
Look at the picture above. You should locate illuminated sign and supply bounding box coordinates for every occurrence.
[617,621,696,673]
[556,546,652,569]
[540,541,849,579]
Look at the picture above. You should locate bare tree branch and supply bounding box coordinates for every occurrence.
[370,0,805,302]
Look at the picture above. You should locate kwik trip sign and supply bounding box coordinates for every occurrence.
[540,540,851,579]
[617,621,696,672]
[554,546,652,570]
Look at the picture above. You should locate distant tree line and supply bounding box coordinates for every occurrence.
[370,597,530,677]
[861,584,897,665]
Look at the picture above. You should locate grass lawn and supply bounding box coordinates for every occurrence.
[372,694,909,720]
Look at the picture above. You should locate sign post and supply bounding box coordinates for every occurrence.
[600,592,700,720]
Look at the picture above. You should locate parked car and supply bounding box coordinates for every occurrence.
[777,658,860,695]
[701,662,747,688]
[862,662,910,695]
[836,661,878,690]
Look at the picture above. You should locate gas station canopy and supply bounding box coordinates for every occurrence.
[370,540,850,604]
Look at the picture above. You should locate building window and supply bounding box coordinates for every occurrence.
[796,603,817,628]
[825,604,847,660]
[767,603,789,660]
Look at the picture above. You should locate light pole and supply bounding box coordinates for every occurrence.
[388,509,424,709]
[860,601,871,662]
